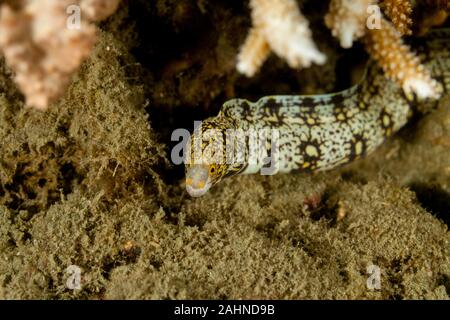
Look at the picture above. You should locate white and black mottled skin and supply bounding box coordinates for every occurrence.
[185,30,450,197]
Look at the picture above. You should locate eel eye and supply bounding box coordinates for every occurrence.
[210,167,215,174]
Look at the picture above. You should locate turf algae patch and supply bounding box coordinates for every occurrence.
[336,181,449,299]
[0,190,164,299]
[0,5,168,298]
[102,174,449,299]
[0,22,168,211]
[63,29,167,201]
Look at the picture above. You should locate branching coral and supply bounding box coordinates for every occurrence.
[381,0,413,35]
[237,0,326,77]
[325,0,374,48]
[364,17,443,100]
[325,0,414,43]
[238,0,446,100]
[237,28,271,78]
[0,0,447,107]
[326,0,443,99]
[0,0,121,110]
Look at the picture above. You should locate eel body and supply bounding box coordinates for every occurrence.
[185,30,450,197]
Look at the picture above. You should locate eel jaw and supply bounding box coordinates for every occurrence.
[185,165,212,197]
[186,182,212,197]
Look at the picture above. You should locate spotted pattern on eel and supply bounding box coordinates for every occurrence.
[185,30,450,197]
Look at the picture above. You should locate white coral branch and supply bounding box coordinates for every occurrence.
[237,0,326,77]
[325,0,374,49]
[236,28,270,77]
[364,18,443,100]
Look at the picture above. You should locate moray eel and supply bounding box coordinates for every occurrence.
[185,30,450,197]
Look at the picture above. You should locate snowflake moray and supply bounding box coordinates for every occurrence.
[185,30,450,197]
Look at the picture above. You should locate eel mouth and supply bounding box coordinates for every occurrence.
[185,165,212,197]
[186,182,211,197]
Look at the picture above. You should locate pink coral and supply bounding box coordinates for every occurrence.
[0,0,120,110]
